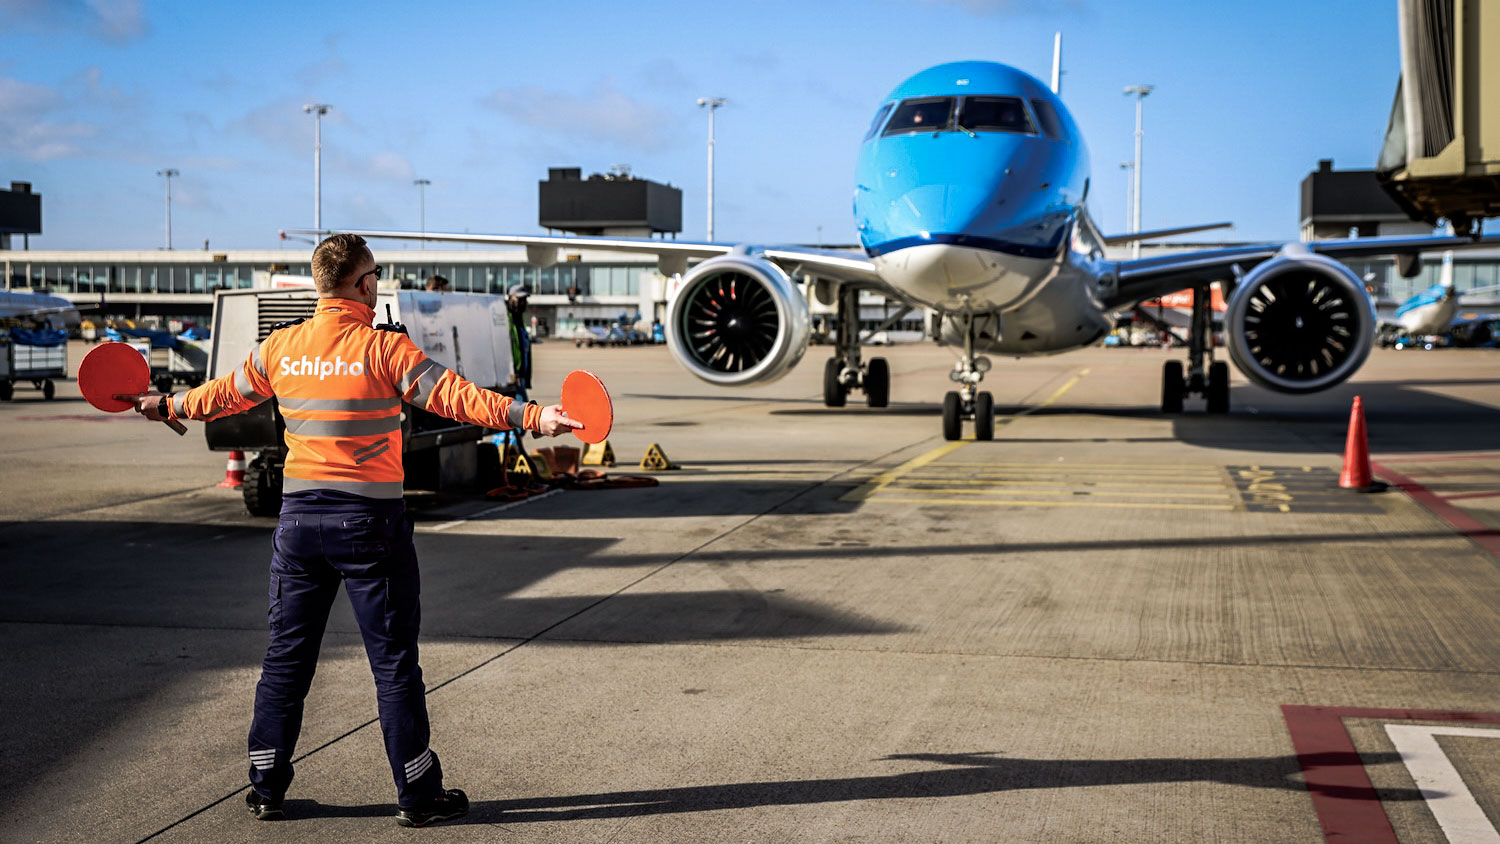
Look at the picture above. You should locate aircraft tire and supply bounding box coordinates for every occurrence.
[1206,361,1229,414]
[865,357,889,408]
[0,380,11,401]
[1161,361,1185,414]
[973,391,994,440]
[942,391,963,441]
[823,358,847,408]
[42,379,55,400]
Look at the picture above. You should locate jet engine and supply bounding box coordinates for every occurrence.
[1224,251,1376,394]
[664,254,811,386]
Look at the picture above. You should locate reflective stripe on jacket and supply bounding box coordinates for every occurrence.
[168,297,540,498]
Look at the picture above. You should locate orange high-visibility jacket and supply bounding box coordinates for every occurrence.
[167,298,541,498]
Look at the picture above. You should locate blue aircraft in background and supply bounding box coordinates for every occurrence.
[309,60,1500,440]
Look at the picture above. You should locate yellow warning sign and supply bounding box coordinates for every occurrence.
[640,443,679,471]
[582,439,616,467]
[511,451,552,479]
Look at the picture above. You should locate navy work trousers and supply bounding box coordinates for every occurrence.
[246,499,444,808]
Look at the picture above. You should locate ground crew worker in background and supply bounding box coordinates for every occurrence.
[505,284,531,398]
[118,233,580,828]
[424,274,449,293]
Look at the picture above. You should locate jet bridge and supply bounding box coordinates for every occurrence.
[1377,0,1500,233]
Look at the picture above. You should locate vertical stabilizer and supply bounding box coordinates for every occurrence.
[1051,31,1062,95]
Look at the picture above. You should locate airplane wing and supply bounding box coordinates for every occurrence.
[1106,232,1500,310]
[1100,222,1233,246]
[287,228,885,287]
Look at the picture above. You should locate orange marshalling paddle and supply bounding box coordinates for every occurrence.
[78,342,187,435]
[559,369,612,444]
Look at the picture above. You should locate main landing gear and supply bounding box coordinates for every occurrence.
[1147,282,1229,415]
[822,284,889,409]
[940,313,994,441]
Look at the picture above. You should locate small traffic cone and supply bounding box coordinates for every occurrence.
[1338,397,1383,492]
[217,450,246,488]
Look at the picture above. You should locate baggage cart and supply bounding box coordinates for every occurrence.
[0,337,67,401]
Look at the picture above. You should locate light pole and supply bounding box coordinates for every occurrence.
[1119,161,1134,238]
[696,97,727,241]
[414,179,431,239]
[1122,85,1153,259]
[303,103,331,233]
[156,168,179,250]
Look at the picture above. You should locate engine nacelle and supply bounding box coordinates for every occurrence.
[1224,251,1376,394]
[665,254,811,386]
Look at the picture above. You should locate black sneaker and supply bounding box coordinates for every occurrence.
[395,788,469,828]
[245,788,285,821]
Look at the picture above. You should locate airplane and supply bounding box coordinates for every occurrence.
[1387,281,1500,339]
[300,59,1500,440]
[0,290,80,329]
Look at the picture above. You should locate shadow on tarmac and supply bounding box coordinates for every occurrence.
[766,376,1500,454]
[361,749,1423,823]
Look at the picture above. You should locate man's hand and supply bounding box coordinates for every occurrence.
[114,391,166,420]
[112,391,188,435]
[537,403,584,437]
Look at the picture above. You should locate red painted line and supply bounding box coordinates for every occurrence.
[1443,489,1500,501]
[1374,453,1500,464]
[1281,705,1500,844]
[1392,467,1500,477]
[1373,461,1500,560]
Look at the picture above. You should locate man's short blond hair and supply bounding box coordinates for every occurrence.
[311,233,369,294]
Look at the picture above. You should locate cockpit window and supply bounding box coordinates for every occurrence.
[956,96,1035,134]
[864,102,895,141]
[881,97,954,136]
[1029,98,1066,141]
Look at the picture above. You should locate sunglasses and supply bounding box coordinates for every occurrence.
[356,265,384,286]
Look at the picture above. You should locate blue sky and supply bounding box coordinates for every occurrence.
[1,0,1401,250]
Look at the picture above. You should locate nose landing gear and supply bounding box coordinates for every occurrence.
[941,314,995,441]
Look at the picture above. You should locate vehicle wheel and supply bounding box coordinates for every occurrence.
[155,375,174,394]
[823,358,847,408]
[1161,360,1184,414]
[242,454,283,517]
[942,391,963,441]
[865,357,889,408]
[1206,361,1230,414]
[973,391,994,440]
[42,379,55,400]
[188,375,204,387]
[0,381,12,401]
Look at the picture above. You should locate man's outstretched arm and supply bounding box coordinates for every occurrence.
[117,344,272,422]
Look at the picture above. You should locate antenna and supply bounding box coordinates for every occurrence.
[1050,31,1062,95]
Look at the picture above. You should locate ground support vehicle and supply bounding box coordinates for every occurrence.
[204,288,515,516]
[0,339,66,401]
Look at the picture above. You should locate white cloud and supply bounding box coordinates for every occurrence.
[481,79,681,154]
[0,76,99,160]
[0,0,147,41]
[362,151,414,183]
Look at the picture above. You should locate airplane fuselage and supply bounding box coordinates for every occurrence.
[853,61,1115,354]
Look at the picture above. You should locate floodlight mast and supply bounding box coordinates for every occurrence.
[696,97,727,241]
[303,104,331,233]
[1123,85,1153,259]
[156,168,179,250]
[414,179,431,238]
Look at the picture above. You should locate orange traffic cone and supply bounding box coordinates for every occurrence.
[1338,397,1380,491]
[218,450,246,488]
